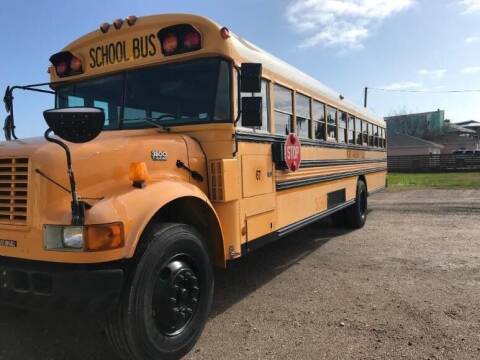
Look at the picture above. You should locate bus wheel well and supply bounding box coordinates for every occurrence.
[358,175,367,193]
[141,197,225,267]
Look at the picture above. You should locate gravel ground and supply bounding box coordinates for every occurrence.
[1,188,480,360]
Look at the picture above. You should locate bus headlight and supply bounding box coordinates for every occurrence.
[43,223,124,252]
[62,226,84,249]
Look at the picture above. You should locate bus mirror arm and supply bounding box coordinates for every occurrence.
[44,129,86,225]
[3,83,59,141]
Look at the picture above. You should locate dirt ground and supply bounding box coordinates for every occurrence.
[1,188,480,360]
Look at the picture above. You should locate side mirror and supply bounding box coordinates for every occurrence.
[241,97,262,127]
[3,86,12,113]
[240,63,262,93]
[43,107,105,143]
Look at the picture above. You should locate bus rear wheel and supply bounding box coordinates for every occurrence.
[345,179,368,229]
[106,223,214,360]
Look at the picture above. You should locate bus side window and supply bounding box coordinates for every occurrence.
[362,120,368,145]
[374,125,379,147]
[369,123,374,146]
[313,100,326,141]
[338,111,347,143]
[240,79,270,132]
[295,93,310,138]
[355,117,362,145]
[326,106,337,141]
[274,84,293,135]
[348,114,355,145]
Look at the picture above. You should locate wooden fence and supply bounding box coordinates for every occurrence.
[387,154,480,172]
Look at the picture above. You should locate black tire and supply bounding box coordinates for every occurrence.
[106,223,214,360]
[345,179,368,229]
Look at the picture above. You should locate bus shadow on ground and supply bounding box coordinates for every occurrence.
[0,217,354,360]
[210,217,354,318]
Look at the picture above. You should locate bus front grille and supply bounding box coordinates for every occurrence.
[0,158,29,225]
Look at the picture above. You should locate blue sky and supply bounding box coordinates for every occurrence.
[1,0,479,138]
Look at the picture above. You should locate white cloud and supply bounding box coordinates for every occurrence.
[287,0,415,48]
[461,66,480,74]
[459,0,480,13]
[465,35,480,43]
[378,81,425,91]
[418,68,447,80]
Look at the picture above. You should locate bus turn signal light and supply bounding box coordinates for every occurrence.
[129,162,149,188]
[85,222,125,251]
[43,223,124,252]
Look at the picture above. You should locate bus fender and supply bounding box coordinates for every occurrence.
[88,180,225,267]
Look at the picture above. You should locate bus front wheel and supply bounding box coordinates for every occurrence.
[106,223,214,360]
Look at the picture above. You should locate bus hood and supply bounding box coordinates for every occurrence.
[0,129,193,225]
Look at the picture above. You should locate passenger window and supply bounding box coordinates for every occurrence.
[368,123,374,146]
[355,118,362,145]
[348,115,355,145]
[362,120,368,145]
[313,100,326,140]
[374,125,379,147]
[326,106,337,140]
[295,93,310,138]
[240,79,270,132]
[274,85,293,135]
[338,111,347,143]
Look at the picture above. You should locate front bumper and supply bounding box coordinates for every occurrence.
[0,256,124,312]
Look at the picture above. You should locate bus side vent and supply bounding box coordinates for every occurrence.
[208,159,240,203]
[327,189,346,209]
[209,161,224,201]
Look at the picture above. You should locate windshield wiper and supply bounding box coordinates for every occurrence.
[118,114,179,132]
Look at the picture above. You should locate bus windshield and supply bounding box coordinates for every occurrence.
[56,57,231,129]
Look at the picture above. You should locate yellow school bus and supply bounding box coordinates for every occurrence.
[0,14,386,359]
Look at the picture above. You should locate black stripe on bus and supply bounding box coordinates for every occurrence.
[300,159,386,168]
[235,131,387,153]
[276,167,387,191]
[240,199,355,256]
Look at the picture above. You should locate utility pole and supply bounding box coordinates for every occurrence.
[364,87,368,108]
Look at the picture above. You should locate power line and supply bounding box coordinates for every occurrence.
[368,87,480,94]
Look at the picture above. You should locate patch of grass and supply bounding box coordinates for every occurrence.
[388,172,480,188]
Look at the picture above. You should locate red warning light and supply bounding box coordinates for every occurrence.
[162,34,179,54]
[184,31,201,49]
